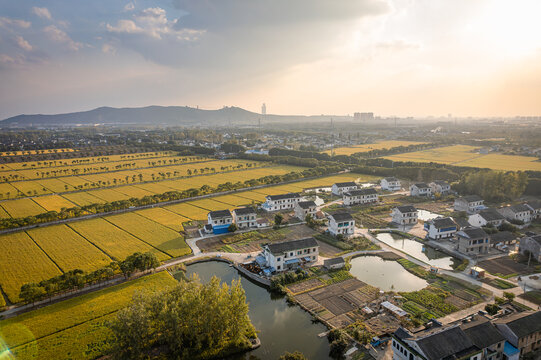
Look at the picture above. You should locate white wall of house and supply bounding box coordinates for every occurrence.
[425,224,456,240]
[391,209,418,225]
[264,246,319,272]
[410,185,432,197]
[331,184,357,196]
[294,205,316,220]
[233,213,257,229]
[262,196,301,211]
[328,217,355,236]
[343,193,378,206]
[208,214,232,226]
[381,178,401,191]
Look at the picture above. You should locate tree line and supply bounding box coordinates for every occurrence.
[0,165,342,230]
[19,252,160,305]
[108,275,256,359]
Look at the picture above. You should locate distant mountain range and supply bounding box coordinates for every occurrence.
[0,106,351,127]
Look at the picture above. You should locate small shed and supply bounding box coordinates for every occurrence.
[470,266,486,278]
[324,257,346,270]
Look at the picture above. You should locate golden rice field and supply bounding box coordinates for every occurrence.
[384,145,541,171]
[135,207,189,232]
[210,194,253,206]
[0,272,177,360]
[31,195,77,212]
[323,140,426,156]
[26,225,112,273]
[0,198,46,218]
[104,213,190,257]
[0,232,62,303]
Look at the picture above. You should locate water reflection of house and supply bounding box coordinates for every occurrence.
[260,238,319,273]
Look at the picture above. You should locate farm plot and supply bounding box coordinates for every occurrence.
[233,191,267,202]
[35,178,77,193]
[10,180,52,197]
[0,272,177,359]
[132,181,179,194]
[0,232,62,303]
[0,182,19,199]
[0,206,10,219]
[85,188,131,202]
[0,198,46,218]
[112,185,155,198]
[211,194,253,206]
[384,145,480,165]
[61,191,106,206]
[67,218,166,261]
[165,202,210,221]
[26,225,111,272]
[0,148,74,157]
[189,198,233,211]
[104,213,190,257]
[457,154,541,172]
[31,195,77,212]
[323,140,426,156]
[135,207,189,232]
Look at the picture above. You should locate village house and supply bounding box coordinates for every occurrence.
[410,182,432,197]
[468,208,506,227]
[381,177,401,191]
[342,188,378,206]
[424,217,457,240]
[456,227,490,255]
[323,257,345,270]
[490,231,518,251]
[518,233,541,262]
[261,192,301,212]
[331,181,358,196]
[294,200,317,220]
[391,205,418,226]
[494,311,541,357]
[526,200,541,220]
[328,212,355,237]
[454,195,485,214]
[499,204,532,224]
[207,210,233,234]
[392,314,507,360]
[232,207,257,229]
[261,237,319,272]
[429,180,451,195]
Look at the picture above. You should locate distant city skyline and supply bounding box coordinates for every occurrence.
[0,0,540,119]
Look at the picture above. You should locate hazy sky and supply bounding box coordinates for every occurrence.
[0,0,540,119]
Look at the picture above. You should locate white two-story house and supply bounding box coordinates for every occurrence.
[331,181,358,196]
[262,237,319,272]
[328,212,355,237]
[424,217,457,240]
[261,193,301,212]
[381,177,401,191]
[454,195,485,214]
[468,208,505,227]
[294,200,317,220]
[526,201,541,220]
[499,204,532,224]
[232,207,257,229]
[391,205,418,225]
[429,180,451,195]
[343,188,378,206]
[207,210,233,234]
[410,183,432,197]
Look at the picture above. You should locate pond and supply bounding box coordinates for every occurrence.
[185,261,332,360]
[349,256,428,292]
[375,233,456,269]
[417,209,441,221]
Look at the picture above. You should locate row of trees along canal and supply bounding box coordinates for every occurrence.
[0,164,342,230]
[18,252,160,305]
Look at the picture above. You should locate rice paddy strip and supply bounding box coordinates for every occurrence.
[104,213,190,257]
[85,188,132,202]
[135,207,189,232]
[233,191,267,202]
[67,218,166,261]
[0,148,74,157]
[323,140,426,155]
[26,225,112,273]
[31,195,77,213]
[0,198,47,218]
[111,185,156,198]
[0,232,62,303]
[0,182,19,199]
[165,202,210,221]
[0,271,177,354]
[35,178,77,193]
[10,180,52,197]
[211,194,254,206]
[61,191,106,206]
[188,198,233,212]
[0,206,11,219]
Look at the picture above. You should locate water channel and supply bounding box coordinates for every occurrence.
[375,233,456,270]
[184,261,333,360]
[349,256,428,292]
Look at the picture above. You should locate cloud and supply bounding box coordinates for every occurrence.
[43,25,82,51]
[32,7,52,20]
[15,36,32,51]
[124,2,135,12]
[101,43,116,54]
[0,17,31,29]
[375,39,421,51]
[107,7,204,41]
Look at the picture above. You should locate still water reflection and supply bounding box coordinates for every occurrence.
[185,261,332,360]
[376,233,455,269]
[349,256,428,292]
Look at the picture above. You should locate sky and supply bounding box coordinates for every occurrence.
[0,0,540,120]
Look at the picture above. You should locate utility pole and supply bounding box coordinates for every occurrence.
[330,118,334,157]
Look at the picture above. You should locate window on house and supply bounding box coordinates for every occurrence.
[277,266,280,270]
[277,258,281,261]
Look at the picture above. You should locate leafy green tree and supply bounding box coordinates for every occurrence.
[274,213,283,226]
[280,351,307,360]
[19,283,46,305]
[229,223,238,232]
[485,303,499,315]
[503,292,515,302]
